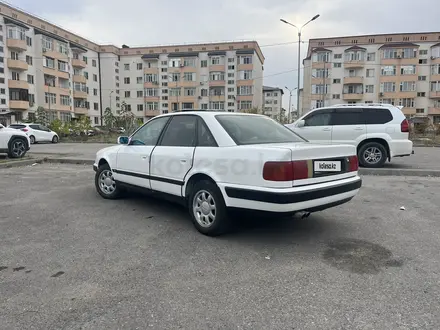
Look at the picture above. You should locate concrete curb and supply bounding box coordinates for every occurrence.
[359,168,440,177]
[43,158,94,166]
[0,158,43,169]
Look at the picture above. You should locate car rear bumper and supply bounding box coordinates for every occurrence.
[390,140,413,158]
[219,175,362,213]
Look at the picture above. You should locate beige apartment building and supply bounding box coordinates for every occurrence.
[0,2,264,126]
[262,86,283,119]
[302,32,440,124]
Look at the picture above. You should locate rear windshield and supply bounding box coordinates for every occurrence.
[215,114,306,145]
[8,124,26,129]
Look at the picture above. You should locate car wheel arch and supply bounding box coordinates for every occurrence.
[357,138,391,161]
[184,173,217,199]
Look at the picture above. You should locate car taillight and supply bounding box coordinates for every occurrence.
[348,155,359,172]
[21,128,28,132]
[401,119,409,133]
[263,160,309,181]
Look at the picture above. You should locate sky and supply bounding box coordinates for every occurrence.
[7,0,440,110]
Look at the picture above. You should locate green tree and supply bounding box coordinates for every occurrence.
[35,106,48,125]
[240,107,260,114]
[49,119,63,135]
[103,107,115,128]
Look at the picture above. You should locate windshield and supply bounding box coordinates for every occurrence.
[215,114,306,145]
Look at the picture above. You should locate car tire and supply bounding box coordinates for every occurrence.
[8,137,28,158]
[358,142,387,168]
[188,180,231,236]
[52,135,59,143]
[95,163,123,199]
[29,135,35,144]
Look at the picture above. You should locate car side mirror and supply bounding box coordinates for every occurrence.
[296,119,305,128]
[117,136,129,144]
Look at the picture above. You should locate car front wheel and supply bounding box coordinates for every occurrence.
[188,180,230,236]
[52,135,59,143]
[8,137,28,158]
[358,142,387,168]
[95,163,122,199]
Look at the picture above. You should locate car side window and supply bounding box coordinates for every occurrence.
[39,125,50,131]
[362,108,393,124]
[304,111,332,126]
[331,109,363,125]
[29,125,39,130]
[159,115,197,147]
[197,117,217,147]
[130,116,170,146]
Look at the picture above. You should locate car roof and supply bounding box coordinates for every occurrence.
[310,103,401,112]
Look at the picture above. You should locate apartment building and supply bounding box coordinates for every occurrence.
[0,2,264,126]
[262,86,283,119]
[302,32,440,124]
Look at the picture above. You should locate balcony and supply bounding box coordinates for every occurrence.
[73,75,87,84]
[73,90,88,98]
[209,64,226,72]
[429,91,440,99]
[342,93,364,100]
[42,48,68,61]
[6,39,27,51]
[428,107,440,115]
[7,59,28,71]
[237,63,253,71]
[343,76,364,84]
[9,100,28,110]
[74,107,88,115]
[72,58,87,68]
[209,80,226,87]
[145,110,160,117]
[344,60,365,68]
[8,79,29,89]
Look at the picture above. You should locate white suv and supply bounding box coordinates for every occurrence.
[286,103,413,168]
[8,123,59,144]
[0,123,31,158]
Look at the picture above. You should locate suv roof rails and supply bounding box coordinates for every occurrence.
[332,103,394,107]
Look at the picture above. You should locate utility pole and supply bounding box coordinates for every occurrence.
[285,86,297,122]
[109,90,113,110]
[322,56,327,107]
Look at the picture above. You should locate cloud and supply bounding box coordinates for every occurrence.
[10,0,440,113]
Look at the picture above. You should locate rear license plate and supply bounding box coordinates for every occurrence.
[314,160,341,172]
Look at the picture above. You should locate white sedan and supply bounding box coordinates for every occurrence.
[93,111,362,236]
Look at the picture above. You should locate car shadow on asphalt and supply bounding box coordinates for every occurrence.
[122,190,345,245]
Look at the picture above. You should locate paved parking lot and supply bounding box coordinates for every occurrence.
[28,143,440,170]
[1,164,439,329]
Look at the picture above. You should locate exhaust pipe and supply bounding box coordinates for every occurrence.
[297,211,311,219]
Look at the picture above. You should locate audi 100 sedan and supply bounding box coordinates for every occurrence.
[93,111,362,236]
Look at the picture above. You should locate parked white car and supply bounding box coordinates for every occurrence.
[0,123,31,158]
[93,112,362,236]
[8,123,59,144]
[285,103,413,168]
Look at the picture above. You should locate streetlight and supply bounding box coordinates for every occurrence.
[109,91,114,110]
[285,86,297,122]
[280,14,320,117]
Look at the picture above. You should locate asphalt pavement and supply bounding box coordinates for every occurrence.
[28,143,440,170]
[0,163,439,329]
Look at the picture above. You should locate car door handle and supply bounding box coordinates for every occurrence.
[354,127,364,130]
[322,128,331,131]
[180,159,187,163]
[142,155,149,160]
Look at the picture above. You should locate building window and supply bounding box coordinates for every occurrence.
[416,108,425,114]
[137,91,143,97]
[58,61,68,72]
[238,86,253,95]
[27,75,34,84]
[43,56,55,69]
[10,51,19,60]
[12,72,20,81]
[239,56,252,64]
[238,101,252,110]
[399,81,416,92]
[137,104,143,111]
[92,59,97,67]
[365,85,374,93]
[417,92,426,97]
[45,92,56,104]
[183,58,196,67]
[26,55,33,65]
[124,77,130,84]
[210,101,225,110]
[210,72,225,81]
[367,53,376,61]
[94,88,98,96]
[334,54,342,59]
[401,65,416,75]
[381,65,396,76]
[333,79,341,84]
[124,63,130,70]
[201,60,207,67]
[183,72,195,81]
[380,82,396,93]
[137,77,143,84]
[145,74,158,83]
[146,102,158,110]
[26,36,32,46]
[125,91,131,97]
[334,63,341,68]
[399,98,415,108]
[136,63,142,70]
[332,94,340,99]
[93,74,97,82]
[169,59,181,68]
[239,70,252,80]
[184,88,196,96]
[42,36,53,51]
[210,56,221,65]
[419,50,428,55]
[418,76,427,81]
[145,88,159,97]
[60,95,70,106]
[366,69,375,77]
